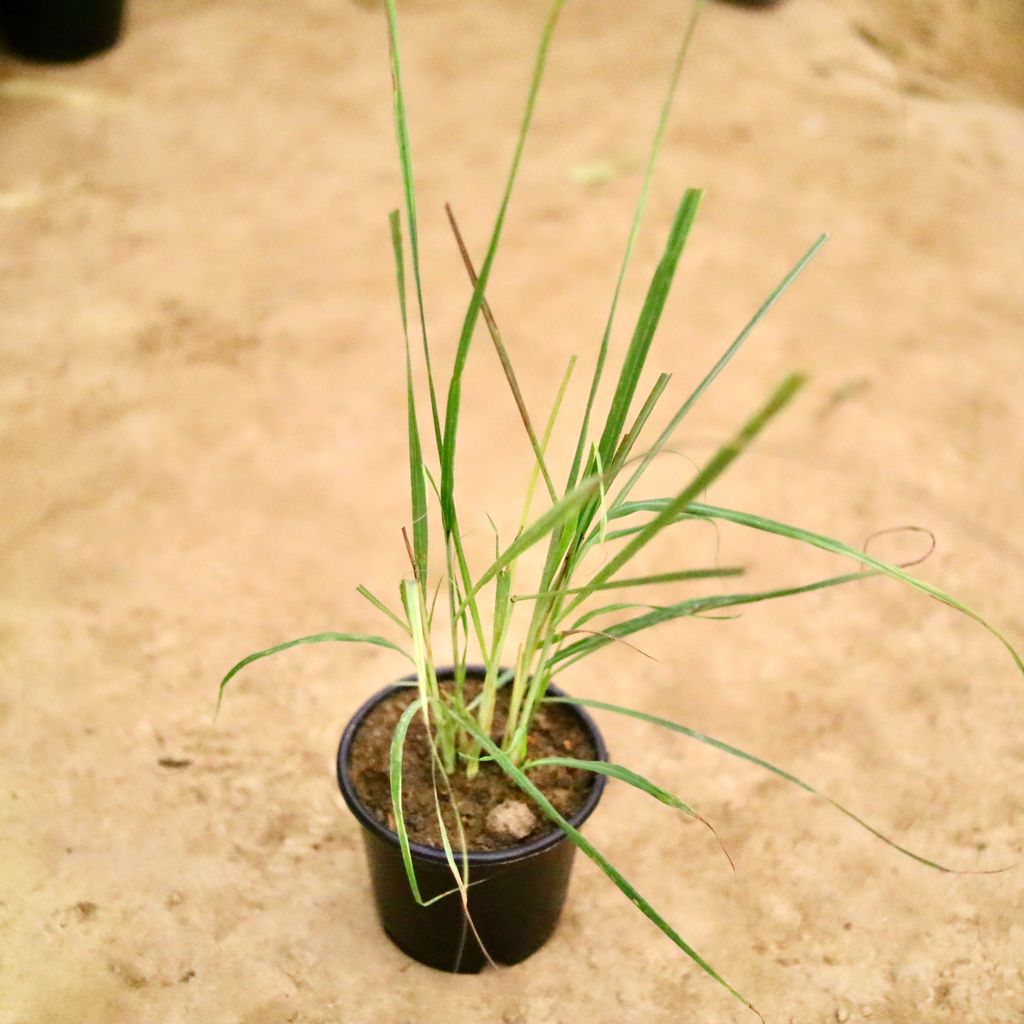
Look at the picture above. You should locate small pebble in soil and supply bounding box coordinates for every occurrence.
[486,800,537,842]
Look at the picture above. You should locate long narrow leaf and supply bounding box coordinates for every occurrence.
[549,697,1014,874]
[686,502,1024,677]
[452,709,761,1017]
[525,755,735,870]
[468,471,608,599]
[560,373,806,622]
[513,376,805,744]
[439,0,567,533]
[553,572,866,667]
[524,756,698,813]
[357,583,412,635]
[448,524,491,662]
[566,1,704,492]
[390,210,429,584]
[390,698,428,904]
[614,233,828,511]
[426,752,496,970]
[521,354,577,530]
[514,566,744,603]
[216,631,412,716]
[382,1,442,456]
[595,189,702,469]
[612,371,672,471]
[388,698,472,908]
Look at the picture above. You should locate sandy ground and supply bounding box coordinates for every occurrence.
[2,1,1023,1021]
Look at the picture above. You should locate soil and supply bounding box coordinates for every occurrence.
[3,1,1023,1022]
[346,681,597,851]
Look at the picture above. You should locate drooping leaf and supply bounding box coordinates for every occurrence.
[514,566,745,603]
[525,755,735,870]
[216,631,412,716]
[452,708,761,1016]
[685,502,1024,677]
[549,696,1016,874]
[553,572,868,668]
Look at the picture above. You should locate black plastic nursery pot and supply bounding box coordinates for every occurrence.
[337,667,607,973]
[0,0,124,63]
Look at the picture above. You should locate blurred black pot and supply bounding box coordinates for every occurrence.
[1,0,124,63]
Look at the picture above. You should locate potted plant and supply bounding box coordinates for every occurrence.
[218,1,1021,1015]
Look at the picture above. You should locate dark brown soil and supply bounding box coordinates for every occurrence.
[347,682,597,852]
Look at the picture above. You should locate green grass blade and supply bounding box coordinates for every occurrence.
[357,583,412,635]
[524,756,698,813]
[609,497,687,520]
[467,472,607,600]
[388,210,409,334]
[401,579,435,697]
[686,502,1024,677]
[565,601,662,633]
[582,495,717,549]
[466,568,515,777]
[390,697,427,904]
[402,578,459,769]
[382,2,442,457]
[390,210,429,585]
[439,0,567,533]
[568,372,672,572]
[216,631,412,716]
[424,750,496,969]
[592,444,609,543]
[549,697,1013,874]
[521,354,578,530]
[553,572,867,666]
[561,373,806,621]
[452,708,761,1016]
[448,523,491,662]
[492,567,513,651]
[612,371,672,469]
[613,233,828,511]
[594,189,702,469]
[388,698,470,908]
[525,754,736,870]
[509,374,804,745]
[566,1,704,492]
[514,566,744,602]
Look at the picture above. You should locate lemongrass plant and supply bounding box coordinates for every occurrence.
[218,0,1022,1013]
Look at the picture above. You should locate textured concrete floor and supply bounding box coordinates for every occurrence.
[2,1,1023,1021]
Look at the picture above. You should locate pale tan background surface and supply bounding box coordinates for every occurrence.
[2,1,1023,1022]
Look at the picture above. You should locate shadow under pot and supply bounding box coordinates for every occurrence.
[1,0,124,63]
[337,667,607,973]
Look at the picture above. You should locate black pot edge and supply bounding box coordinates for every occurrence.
[337,665,607,867]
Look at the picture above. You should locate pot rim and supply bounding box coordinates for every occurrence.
[337,665,608,866]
